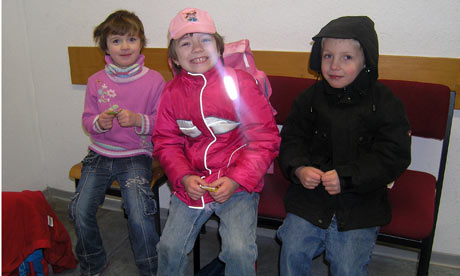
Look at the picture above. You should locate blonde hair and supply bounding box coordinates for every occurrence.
[321,37,362,50]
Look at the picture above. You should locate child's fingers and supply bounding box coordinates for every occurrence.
[310,167,325,176]
[207,177,238,203]
[185,177,206,200]
[321,170,338,182]
[303,181,320,190]
[321,170,341,195]
[324,185,340,195]
[100,112,115,120]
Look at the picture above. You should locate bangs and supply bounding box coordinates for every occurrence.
[109,19,140,37]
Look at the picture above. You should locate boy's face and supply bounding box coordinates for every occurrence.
[173,33,219,74]
[106,33,141,68]
[321,38,365,89]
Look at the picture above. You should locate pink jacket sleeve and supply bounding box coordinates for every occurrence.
[152,87,197,189]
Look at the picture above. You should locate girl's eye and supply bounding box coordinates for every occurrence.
[344,55,352,60]
[129,37,138,42]
[179,41,190,47]
[323,54,332,59]
[111,39,120,44]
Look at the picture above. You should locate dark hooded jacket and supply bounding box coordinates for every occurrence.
[279,16,411,231]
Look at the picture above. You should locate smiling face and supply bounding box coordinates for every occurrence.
[172,33,219,74]
[106,33,141,68]
[321,38,365,89]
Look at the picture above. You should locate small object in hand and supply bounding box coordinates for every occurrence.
[107,105,121,115]
[200,184,218,192]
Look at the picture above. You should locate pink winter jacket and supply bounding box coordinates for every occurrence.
[152,64,280,207]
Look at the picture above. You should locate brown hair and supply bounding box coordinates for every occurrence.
[168,32,225,74]
[93,10,146,52]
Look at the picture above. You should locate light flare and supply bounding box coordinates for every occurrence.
[223,76,238,100]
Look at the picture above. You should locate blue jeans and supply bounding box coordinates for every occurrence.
[277,213,379,276]
[69,151,159,276]
[157,192,259,276]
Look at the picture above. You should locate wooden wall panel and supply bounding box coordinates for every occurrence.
[68,46,459,109]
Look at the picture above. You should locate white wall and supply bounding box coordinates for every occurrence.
[2,0,46,190]
[2,0,460,256]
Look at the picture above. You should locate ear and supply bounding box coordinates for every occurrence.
[172,58,180,66]
[168,57,181,71]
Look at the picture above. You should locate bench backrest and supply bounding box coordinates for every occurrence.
[380,79,451,140]
[267,76,453,140]
[267,76,316,124]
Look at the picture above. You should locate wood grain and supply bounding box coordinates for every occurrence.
[68,46,460,109]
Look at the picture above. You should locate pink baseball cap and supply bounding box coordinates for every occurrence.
[168,8,216,40]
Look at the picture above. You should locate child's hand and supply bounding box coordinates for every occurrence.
[321,169,341,195]
[208,177,239,203]
[182,175,207,200]
[116,109,142,127]
[98,110,117,130]
[295,166,324,190]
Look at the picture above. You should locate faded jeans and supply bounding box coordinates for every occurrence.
[69,151,159,276]
[277,213,379,276]
[157,192,259,276]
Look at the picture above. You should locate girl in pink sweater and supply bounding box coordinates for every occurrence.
[69,10,165,276]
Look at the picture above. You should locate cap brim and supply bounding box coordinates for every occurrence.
[171,24,216,40]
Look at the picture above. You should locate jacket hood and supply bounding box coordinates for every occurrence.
[309,16,379,80]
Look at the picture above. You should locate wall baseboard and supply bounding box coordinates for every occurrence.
[46,187,460,269]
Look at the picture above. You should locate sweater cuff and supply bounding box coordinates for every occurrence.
[135,114,149,135]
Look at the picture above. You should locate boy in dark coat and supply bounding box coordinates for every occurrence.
[277,16,411,276]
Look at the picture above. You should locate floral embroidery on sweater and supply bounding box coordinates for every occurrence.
[97,81,117,103]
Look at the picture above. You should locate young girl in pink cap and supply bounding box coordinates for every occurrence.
[152,7,280,276]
